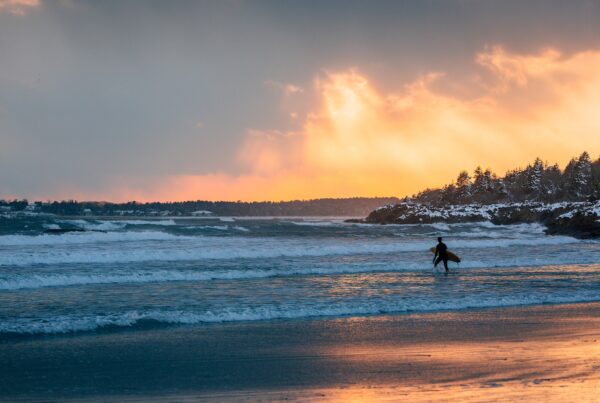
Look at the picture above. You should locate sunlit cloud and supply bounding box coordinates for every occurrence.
[0,0,40,15]
[33,46,600,202]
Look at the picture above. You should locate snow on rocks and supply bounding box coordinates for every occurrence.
[359,200,600,239]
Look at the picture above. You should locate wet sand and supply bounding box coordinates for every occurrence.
[1,303,599,402]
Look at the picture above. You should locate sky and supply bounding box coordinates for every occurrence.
[2,0,600,202]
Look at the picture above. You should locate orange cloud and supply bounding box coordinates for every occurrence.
[0,0,40,15]
[48,46,600,202]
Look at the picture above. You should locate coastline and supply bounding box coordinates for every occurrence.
[355,201,600,239]
[2,302,599,402]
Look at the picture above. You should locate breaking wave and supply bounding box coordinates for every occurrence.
[3,291,599,335]
[0,234,583,266]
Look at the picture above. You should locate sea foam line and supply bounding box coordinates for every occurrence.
[0,235,585,266]
[2,292,600,335]
[1,262,598,290]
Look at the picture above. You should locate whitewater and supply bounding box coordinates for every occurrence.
[1,215,599,335]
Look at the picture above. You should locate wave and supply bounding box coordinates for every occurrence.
[59,219,176,231]
[59,220,125,231]
[0,234,585,266]
[290,220,339,227]
[198,225,229,230]
[0,230,184,246]
[2,261,598,291]
[194,225,250,232]
[3,292,600,335]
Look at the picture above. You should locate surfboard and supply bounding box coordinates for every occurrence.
[430,247,461,263]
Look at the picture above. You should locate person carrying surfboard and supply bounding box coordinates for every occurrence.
[433,237,449,273]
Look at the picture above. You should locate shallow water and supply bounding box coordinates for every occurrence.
[1,215,599,335]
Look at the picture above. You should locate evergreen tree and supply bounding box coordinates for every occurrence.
[472,167,483,190]
[574,151,592,197]
[562,158,579,200]
[541,163,561,201]
[455,170,472,202]
[526,158,544,197]
[411,150,597,205]
[591,155,600,200]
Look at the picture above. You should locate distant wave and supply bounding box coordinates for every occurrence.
[2,262,598,291]
[0,234,584,266]
[59,219,176,231]
[290,220,340,227]
[2,292,600,335]
[0,231,184,246]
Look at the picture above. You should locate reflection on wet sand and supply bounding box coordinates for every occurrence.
[2,303,598,402]
[192,305,600,402]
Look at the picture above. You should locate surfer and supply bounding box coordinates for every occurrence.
[433,237,449,272]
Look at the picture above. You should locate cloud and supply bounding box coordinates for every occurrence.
[27,46,600,202]
[0,0,40,15]
[264,80,304,96]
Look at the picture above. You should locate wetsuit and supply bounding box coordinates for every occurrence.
[433,242,449,272]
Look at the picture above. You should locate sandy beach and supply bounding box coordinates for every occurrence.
[0,302,598,402]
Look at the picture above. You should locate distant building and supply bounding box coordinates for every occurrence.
[191,210,213,216]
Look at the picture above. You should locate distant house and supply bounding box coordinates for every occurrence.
[83,208,92,215]
[191,210,213,216]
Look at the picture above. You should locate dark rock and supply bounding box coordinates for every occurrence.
[545,214,600,239]
[358,201,600,239]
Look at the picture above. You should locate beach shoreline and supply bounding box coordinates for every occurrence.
[2,302,599,402]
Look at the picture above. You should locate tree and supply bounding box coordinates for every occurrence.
[574,151,592,197]
[455,170,472,202]
[591,155,600,200]
[541,163,561,201]
[526,158,544,197]
[562,158,579,199]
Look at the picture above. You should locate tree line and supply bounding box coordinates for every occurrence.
[0,197,401,217]
[414,151,600,205]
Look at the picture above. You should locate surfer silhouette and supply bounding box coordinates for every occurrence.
[433,237,449,273]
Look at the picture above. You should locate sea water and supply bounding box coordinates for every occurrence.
[0,215,599,335]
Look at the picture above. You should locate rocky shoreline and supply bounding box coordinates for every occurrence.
[348,201,600,239]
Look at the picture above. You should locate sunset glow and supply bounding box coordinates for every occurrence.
[2,2,600,202]
[79,46,600,202]
[2,3,600,401]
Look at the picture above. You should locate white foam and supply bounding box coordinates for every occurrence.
[60,219,176,231]
[430,223,450,231]
[1,261,598,291]
[290,220,336,227]
[0,233,584,266]
[3,290,600,335]
[0,230,183,246]
[59,219,125,231]
[118,219,176,226]
[198,225,229,230]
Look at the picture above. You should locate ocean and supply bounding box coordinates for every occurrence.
[1,215,599,336]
